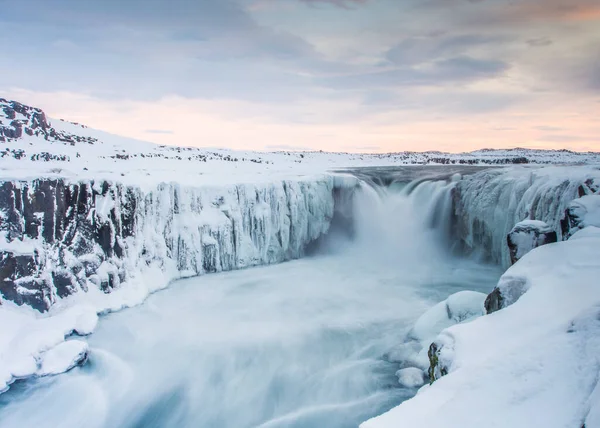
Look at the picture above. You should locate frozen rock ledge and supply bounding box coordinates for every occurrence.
[507,220,557,265]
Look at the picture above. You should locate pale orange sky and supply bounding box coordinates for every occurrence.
[1,0,599,153]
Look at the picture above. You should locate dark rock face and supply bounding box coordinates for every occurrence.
[0,178,337,312]
[0,251,52,311]
[561,195,600,240]
[0,179,136,311]
[507,220,557,265]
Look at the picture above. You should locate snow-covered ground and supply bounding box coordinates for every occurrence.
[2,97,599,187]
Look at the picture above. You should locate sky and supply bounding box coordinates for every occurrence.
[1,0,599,153]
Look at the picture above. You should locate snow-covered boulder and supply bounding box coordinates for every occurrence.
[507,220,557,265]
[561,195,600,240]
[484,275,528,314]
[37,340,89,376]
[396,367,426,388]
[409,291,487,343]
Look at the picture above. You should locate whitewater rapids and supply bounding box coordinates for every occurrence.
[0,177,502,428]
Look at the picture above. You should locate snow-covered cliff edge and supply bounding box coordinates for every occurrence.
[0,176,356,312]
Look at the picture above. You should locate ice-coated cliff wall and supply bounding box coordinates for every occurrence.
[0,175,358,311]
[453,166,600,267]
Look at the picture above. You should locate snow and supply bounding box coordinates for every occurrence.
[396,368,426,388]
[409,291,487,344]
[507,219,556,264]
[37,340,89,376]
[1,97,600,190]
[515,219,553,230]
[362,226,600,428]
[567,195,600,232]
[0,235,38,255]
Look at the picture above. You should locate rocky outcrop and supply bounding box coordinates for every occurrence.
[561,195,600,240]
[507,220,557,265]
[0,98,97,145]
[0,177,342,312]
[427,341,449,384]
[484,275,528,314]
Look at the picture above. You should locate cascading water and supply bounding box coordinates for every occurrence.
[0,169,502,428]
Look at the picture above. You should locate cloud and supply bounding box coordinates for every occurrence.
[1,0,599,154]
[535,126,563,132]
[386,35,503,66]
[321,56,509,90]
[265,144,312,151]
[539,134,600,143]
[145,129,174,134]
[298,0,368,8]
[527,38,553,47]
[345,145,382,151]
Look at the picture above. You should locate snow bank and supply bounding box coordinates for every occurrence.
[362,226,600,428]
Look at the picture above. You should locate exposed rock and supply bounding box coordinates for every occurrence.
[561,195,600,240]
[427,341,449,384]
[507,220,557,265]
[485,275,528,314]
[0,98,97,146]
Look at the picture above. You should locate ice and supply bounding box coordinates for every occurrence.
[455,166,600,267]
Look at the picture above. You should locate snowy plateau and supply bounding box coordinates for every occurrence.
[1,97,600,428]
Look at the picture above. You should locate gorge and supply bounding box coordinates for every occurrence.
[2,161,600,427]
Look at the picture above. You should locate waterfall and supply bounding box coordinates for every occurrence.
[312,172,459,266]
